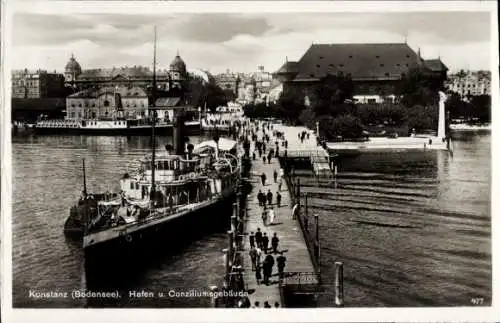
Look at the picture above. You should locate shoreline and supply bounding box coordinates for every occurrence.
[327,136,449,151]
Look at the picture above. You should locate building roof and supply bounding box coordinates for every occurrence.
[67,86,148,98]
[423,59,448,72]
[78,66,169,81]
[170,54,187,73]
[155,97,181,107]
[292,43,425,81]
[275,61,298,74]
[65,54,82,75]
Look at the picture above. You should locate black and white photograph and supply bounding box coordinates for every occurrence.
[1,0,498,322]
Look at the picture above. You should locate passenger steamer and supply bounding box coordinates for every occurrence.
[35,114,201,135]
[65,121,240,279]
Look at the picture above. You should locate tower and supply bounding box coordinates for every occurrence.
[64,53,82,83]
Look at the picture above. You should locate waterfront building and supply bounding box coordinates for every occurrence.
[445,70,491,100]
[274,43,447,104]
[63,53,189,93]
[65,86,149,120]
[214,69,241,97]
[11,69,66,98]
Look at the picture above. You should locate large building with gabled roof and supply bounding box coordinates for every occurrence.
[274,43,447,104]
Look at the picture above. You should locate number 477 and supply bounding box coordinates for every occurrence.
[471,298,484,305]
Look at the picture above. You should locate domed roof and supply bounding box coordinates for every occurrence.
[65,54,82,75]
[169,52,186,72]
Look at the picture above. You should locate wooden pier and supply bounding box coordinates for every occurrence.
[238,124,324,307]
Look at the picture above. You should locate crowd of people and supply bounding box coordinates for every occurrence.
[230,118,315,308]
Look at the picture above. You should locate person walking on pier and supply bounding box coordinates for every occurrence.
[261,173,266,186]
[264,301,272,308]
[262,208,268,226]
[263,254,275,285]
[253,301,260,308]
[271,233,279,254]
[255,228,263,249]
[255,263,262,285]
[249,246,257,271]
[267,152,272,164]
[276,192,282,208]
[273,169,278,183]
[263,155,267,164]
[267,190,273,206]
[262,233,269,254]
[292,203,299,219]
[257,190,264,206]
[277,252,287,279]
[252,151,256,160]
[249,231,255,248]
[267,207,275,225]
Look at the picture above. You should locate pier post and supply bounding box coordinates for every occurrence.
[315,214,320,266]
[334,165,337,177]
[210,285,219,308]
[305,193,308,217]
[334,262,344,307]
[231,215,237,236]
[228,231,234,266]
[296,178,301,207]
[223,248,229,286]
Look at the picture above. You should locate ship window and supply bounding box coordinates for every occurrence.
[158,162,163,170]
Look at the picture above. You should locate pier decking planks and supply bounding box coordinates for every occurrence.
[240,124,319,307]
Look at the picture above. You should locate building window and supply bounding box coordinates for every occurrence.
[348,55,353,58]
[339,64,344,67]
[104,100,110,107]
[316,64,320,68]
[375,55,380,59]
[367,99,376,103]
[380,64,384,67]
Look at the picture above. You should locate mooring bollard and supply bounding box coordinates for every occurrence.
[334,262,344,307]
[210,285,219,308]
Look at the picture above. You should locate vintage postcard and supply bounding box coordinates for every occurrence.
[1,1,498,322]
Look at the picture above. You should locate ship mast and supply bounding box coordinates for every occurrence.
[150,26,157,203]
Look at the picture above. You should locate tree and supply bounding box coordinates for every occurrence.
[205,83,227,113]
[319,114,363,140]
[313,73,355,117]
[396,67,439,108]
[406,104,438,132]
[470,95,491,123]
[275,91,305,124]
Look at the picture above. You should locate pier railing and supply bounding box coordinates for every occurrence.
[281,164,322,283]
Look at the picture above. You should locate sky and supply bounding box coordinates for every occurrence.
[10,11,493,74]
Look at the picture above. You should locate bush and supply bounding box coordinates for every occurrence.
[406,104,438,132]
[319,114,364,140]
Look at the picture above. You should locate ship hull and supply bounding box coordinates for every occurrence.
[84,192,235,289]
[34,123,201,136]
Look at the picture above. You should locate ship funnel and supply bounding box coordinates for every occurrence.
[173,110,187,155]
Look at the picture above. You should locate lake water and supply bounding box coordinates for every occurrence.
[12,130,491,307]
